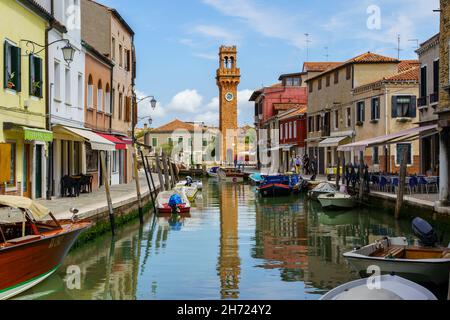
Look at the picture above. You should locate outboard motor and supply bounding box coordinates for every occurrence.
[185,176,193,187]
[412,217,439,247]
[169,194,182,214]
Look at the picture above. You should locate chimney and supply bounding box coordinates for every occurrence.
[144,123,148,130]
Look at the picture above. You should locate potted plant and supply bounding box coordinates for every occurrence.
[7,72,15,89]
[31,80,41,97]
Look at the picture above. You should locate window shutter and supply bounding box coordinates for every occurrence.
[362,103,365,122]
[410,95,417,118]
[392,96,398,118]
[15,47,21,92]
[29,55,34,95]
[3,41,9,89]
[37,58,43,98]
[0,144,12,183]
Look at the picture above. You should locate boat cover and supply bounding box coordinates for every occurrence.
[0,195,50,220]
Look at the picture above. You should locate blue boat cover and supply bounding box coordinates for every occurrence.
[169,194,183,207]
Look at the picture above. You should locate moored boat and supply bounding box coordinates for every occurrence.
[258,175,292,197]
[321,275,438,300]
[0,196,91,300]
[217,168,245,183]
[156,190,191,214]
[249,173,265,185]
[307,182,337,200]
[207,167,220,178]
[318,192,356,209]
[174,185,199,202]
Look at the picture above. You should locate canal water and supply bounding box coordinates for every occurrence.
[16,179,450,300]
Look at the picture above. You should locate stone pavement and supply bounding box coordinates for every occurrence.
[36,171,161,220]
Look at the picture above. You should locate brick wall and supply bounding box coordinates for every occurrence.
[439,0,450,110]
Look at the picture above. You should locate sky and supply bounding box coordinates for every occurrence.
[101,0,440,128]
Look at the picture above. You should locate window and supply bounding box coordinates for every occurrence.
[316,115,321,132]
[346,65,352,80]
[285,123,288,139]
[433,60,439,95]
[292,78,300,86]
[334,110,339,129]
[112,37,116,61]
[168,138,173,146]
[178,137,183,145]
[396,143,412,165]
[126,49,131,72]
[78,74,83,108]
[111,89,115,116]
[392,95,416,118]
[326,75,330,87]
[3,41,21,92]
[118,92,123,119]
[105,84,111,114]
[87,75,93,108]
[318,78,322,90]
[308,116,314,133]
[202,139,208,147]
[119,44,123,67]
[125,96,131,122]
[65,68,71,104]
[97,80,103,111]
[420,66,427,99]
[334,70,339,84]
[285,78,293,86]
[293,121,297,139]
[373,147,379,165]
[356,101,365,124]
[280,124,284,140]
[308,81,313,93]
[29,55,42,97]
[371,97,380,120]
[54,61,61,100]
[289,122,292,139]
[346,107,352,127]
[86,143,98,172]
[112,151,118,173]
[152,138,158,147]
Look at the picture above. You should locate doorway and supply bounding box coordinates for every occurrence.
[35,145,43,198]
[23,144,31,198]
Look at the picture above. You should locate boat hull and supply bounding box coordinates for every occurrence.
[318,195,355,209]
[0,223,90,300]
[259,184,291,197]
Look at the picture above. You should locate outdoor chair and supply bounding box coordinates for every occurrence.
[371,175,380,191]
[391,177,399,193]
[418,177,439,194]
[379,176,389,192]
[408,176,419,195]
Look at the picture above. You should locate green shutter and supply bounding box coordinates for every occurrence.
[410,96,417,118]
[13,46,21,92]
[4,41,9,89]
[29,55,34,96]
[392,96,398,118]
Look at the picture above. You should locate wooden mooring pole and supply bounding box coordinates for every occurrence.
[342,152,346,187]
[395,146,408,220]
[100,151,115,235]
[336,154,341,190]
[161,152,171,190]
[145,155,159,199]
[155,155,165,192]
[168,158,177,187]
[133,149,144,224]
[140,149,157,214]
[358,151,365,200]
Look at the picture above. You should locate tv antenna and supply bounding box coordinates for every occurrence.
[305,33,311,61]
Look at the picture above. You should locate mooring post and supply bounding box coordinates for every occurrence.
[100,151,115,235]
[358,151,365,201]
[161,152,171,190]
[155,155,165,192]
[145,155,159,201]
[395,146,408,220]
[342,152,346,187]
[168,158,177,187]
[140,149,156,214]
[336,154,341,190]
[133,148,144,224]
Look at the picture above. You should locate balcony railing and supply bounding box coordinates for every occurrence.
[418,96,428,108]
[430,92,439,104]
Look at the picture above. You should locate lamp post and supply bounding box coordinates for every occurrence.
[21,39,76,65]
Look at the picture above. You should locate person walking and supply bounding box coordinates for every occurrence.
[304,154,310,175]
[295,156,301,175]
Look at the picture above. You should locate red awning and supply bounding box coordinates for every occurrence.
[116,136,133,145]
[96,133,127,150]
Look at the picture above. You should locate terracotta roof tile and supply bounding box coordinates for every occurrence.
[398,60,420,72]
[152,119,195,133]
[274,103,307,111]
[353,66,419,92]
[303,62,341,72]
[278,106,307,120]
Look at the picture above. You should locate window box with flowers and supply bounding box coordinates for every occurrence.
[4,41,21,92]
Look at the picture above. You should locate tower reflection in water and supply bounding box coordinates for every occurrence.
[218,183,241,299]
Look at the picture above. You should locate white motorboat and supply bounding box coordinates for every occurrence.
[321,275,438,300]
[207,167,219,178]
[174,186,199,202]
[156,190,191,214]
[308,182,337,200]
[176,180,203,191]
[343,236,450,286]
[217,168,245,183]
[318,192,356,209]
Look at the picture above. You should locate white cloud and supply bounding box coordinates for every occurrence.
[193,52,217,60]
[193,24,240,44]
[166,89,204,113]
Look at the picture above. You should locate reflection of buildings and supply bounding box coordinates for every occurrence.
[218,184,241,299]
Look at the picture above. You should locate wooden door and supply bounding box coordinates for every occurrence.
[23,144,31,198]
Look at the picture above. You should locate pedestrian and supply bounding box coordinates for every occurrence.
[350,164,357,190]
[295,156,301,174]
[304,154,310,175]
[364,164,370,193]
[234,154,238,169]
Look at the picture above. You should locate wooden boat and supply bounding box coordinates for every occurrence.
[207,167,220,178]
[307,182,337,200]
[217,168,245,183]
[258,175,292,197]
[343,237,450,286]
[321,275,437,300]
[0,196,91,300]
[156,190,191,214]
[249,173,264,185]
[318,192,356,209]
[174,185,199,202]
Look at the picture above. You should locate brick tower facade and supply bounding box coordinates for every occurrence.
[216,46,241,164]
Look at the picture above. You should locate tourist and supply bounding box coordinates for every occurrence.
[295,156,301,174]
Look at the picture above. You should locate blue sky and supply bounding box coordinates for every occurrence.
[101,0,440,128]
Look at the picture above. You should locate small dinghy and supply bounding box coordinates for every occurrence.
[156,190,191,214]
[258,175,292,197]
[217,168,245,183]
[174,186,198,202]
[318,192,355,209]
[321,275,437,300]
[249,173,265,185]
[176,176,203,191]
[344,218,450,286]
[308,182,337,200]
[207,167,220,178]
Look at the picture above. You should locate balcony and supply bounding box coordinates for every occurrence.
[418,96,428,108]
[430,92,439,105]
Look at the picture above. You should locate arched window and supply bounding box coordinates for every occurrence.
[105,83,111,114]
[224,56,229,69]
[118,86,123,120]
[97,80,103,111]
[87,75,93,108]
[230,57,234,69]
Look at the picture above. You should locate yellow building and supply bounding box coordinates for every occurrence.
[0,0,53,198]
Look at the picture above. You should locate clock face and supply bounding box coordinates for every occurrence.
[225,92,234,102]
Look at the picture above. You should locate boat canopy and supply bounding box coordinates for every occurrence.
[0,196,50,220]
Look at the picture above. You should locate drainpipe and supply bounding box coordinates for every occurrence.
[45,25,53,200]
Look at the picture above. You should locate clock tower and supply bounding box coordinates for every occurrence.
[216,46,240,164]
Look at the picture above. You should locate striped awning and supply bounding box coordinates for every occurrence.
[58,126,115,151]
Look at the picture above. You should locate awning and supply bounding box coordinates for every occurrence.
[59,126,115,151]
[96,133,127,150]
[319,136,350,148]
[280,144,296,151]
[337,124,438,152]
[117,136,133,145]
[22,127,53,142]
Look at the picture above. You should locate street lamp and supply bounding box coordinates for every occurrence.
[21,39,76,64]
